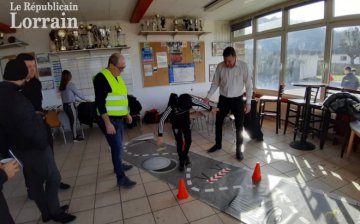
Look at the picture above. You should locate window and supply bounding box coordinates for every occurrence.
[255,36,281,90]
[284,27,326,95]
[334,0,360,17]
[256,11,282,32]
[330,26,360,88]
[289,1,324,25]
[231,20,252,38]
[233,40,254,74]
[233,27,252,37]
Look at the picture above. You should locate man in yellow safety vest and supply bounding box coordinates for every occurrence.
[93,53,136,188]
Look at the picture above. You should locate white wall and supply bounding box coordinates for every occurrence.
[0,19,230,113]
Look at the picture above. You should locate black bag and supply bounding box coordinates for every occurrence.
[128,95,142,115]
[244,100,263,141]
[77,102,96,127]
[143,109,160,124]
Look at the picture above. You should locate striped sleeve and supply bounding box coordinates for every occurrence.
[158,106,172,136]
[191,96,211,111]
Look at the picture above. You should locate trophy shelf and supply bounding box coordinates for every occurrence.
[0,41,28,49]
[49,46,131,55]
[138,31,211,39]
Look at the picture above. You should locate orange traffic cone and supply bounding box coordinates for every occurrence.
[177,178,189,200]
[252,162,262,184]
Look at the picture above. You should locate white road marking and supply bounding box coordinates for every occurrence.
[205,188,214,192]
[186,174,191,179]
[187,180,192,185]
[219,187,229,191]
[191,187,200,192]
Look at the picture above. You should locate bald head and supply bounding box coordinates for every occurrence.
[107,53,126,76]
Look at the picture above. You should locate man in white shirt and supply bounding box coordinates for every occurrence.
[204,47,253,161]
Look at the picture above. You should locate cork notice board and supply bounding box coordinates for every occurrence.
[140,41,205,87]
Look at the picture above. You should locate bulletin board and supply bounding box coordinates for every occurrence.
[140,41,205,87]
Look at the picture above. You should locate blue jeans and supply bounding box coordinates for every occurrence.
[97,117,125,182]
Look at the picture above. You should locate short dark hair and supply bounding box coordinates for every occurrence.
[223,46,236,57]
[16,53,35,61]
[344,66,352,72]
[108,53,119,66]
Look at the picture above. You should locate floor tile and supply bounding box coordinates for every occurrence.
[122,197,151,219]
[153,205,188,224]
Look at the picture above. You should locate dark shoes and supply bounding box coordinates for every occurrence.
[59,182,70,190]
[52,212,76,223]
[73,135,84,142]
[117,176,136,189]
[123,164,133,171]
[208,145,221,153]
[236,147,244,161]
[42,211,76,223]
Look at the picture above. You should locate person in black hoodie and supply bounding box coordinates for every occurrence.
[157,93,218,171]
[16,53,70,193]
[0,158,20,224]
[0,59,76,223]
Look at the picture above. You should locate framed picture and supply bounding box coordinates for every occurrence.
[212,42,231,56]
[209,64,217,81]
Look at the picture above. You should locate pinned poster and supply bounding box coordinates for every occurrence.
[144,64,153,77]
[142,47,153,62]
[156,52,168,68]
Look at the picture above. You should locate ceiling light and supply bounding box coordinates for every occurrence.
[204,0,234,12]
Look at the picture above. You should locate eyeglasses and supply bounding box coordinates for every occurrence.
[117,65,126,70]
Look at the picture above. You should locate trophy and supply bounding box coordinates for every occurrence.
[146,20,150,31]
[194,19,199,31]
[189,19,194,31]
[66,30,75,50]
[72,30,80,50]
[86,24,94,48]
[152,19,157,31]
[78,23,87,49]
[114,25,126,47]
[140,23,145,31]
[91,25,101,48]
[199,20,203,31]
[183,18,190,31]
[57,29,67,51]
[98,26,107,48]
[105,27,111,48]
[155,14,161,31]
[160,16,166,31]
[173,19,179,31]
[0,32,4,45]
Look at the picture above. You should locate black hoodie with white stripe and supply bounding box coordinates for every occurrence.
[158,95,211,136]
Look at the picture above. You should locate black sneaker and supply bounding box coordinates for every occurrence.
[207,145,221,153]
[236,148,244,161]
[59,182,70,190]
[60,205,69,212]
[52,212,76,223]
[117,176,136,189]
[73,136,84,142]
[185,159,191,166]
[123,164,133,171]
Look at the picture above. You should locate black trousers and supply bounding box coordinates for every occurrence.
[172,126,192,162]
[215,95,244,148]
[0,191,14,224]
[14,146,62,219]
[63,103,78,138]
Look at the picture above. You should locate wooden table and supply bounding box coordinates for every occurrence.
[289,82,327,150]
[344,120,360,158]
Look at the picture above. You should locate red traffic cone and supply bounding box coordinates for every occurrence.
[177,178,189,200]
[252,162,262,184]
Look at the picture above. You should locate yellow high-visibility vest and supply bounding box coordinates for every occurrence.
[98,69,128,116]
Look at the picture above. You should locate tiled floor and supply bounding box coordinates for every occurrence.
[3,118,360,224]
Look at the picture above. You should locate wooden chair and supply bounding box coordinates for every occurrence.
[259,84,285,134]
[45,110,67,144]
